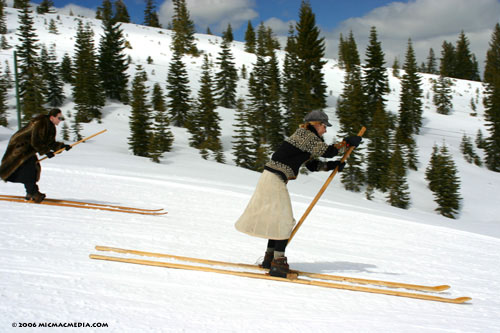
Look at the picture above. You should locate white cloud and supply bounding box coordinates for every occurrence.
[158,0,258,33]
[263,17,295,36]
[322,0,500,74]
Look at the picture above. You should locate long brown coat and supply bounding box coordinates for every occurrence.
[0,115,63,181]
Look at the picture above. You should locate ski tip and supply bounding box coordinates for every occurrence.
[455,297,472,304]
[434,285,451,291]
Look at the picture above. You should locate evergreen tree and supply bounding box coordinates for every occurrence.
[232,98,254,169]
[144,0,161,28]
[460,133,482,166]
[396,39,423,170]
[128,66,152,157]
[171,0,198,56]
[98,12,129,103]
[59,53,73,83]
[282,24,306,135]
[222,23,233,43]
[48,19,58,34]
[363,26,390,126]
[244,20,256,53]
[13,0,24,9]
[425,48,437,74]
[188,55,224,162]
[96,0,113,22]
[455,31,479,81]
[40,43,65,107]
[439,41,456,78]
[386,145,410,209]
[166,50,191,127]
[72,21,105,122]
[149,83,174,162]
[483,23,500,172]
[476,129,487,150]
[0,35,10,49]
[425,143,461,219]
[113,0,130,23]
[343,31,361,73]
[36,0,54,14]
[61,121,70,140]
[0,0,8,35]
[392,57,400,78]
[215,37,238,108]
[432,75,453,115]
[71,118,83,141]
[295,0,327,110]
[16,0,45,123]
[0,62,7,126]
[366,104,391,192]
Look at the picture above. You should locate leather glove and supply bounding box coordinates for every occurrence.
[46,151,55,158]
[326,160,346,172]
[344,136,362,148]
[63,144,72,151]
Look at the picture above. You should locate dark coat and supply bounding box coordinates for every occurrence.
[0,115,63,181]
[264,125,341,182]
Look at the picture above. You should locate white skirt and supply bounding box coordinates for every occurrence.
[235,170,296,240]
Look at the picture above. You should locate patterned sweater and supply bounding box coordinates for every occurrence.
[264,126,345,182]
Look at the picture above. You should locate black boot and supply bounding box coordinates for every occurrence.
[261,251,274,269]
[269,256,289,278]
[26,190,46,203]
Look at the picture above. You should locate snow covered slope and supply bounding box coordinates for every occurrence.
[1,7,500,332]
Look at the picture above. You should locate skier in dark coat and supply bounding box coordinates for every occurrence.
[0,108,71,202]
[235,110,362,278]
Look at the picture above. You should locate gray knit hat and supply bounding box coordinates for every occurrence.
[304,110,332,127]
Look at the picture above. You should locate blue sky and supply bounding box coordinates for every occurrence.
[29,0,500,70]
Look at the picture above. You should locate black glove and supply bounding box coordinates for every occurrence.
[326,160,346,172]
[63,144,72,151]
[46,151,55,159]
[344,136,362,148]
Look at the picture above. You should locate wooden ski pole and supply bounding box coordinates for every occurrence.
[288,126,366,244]
[39,129,107,162]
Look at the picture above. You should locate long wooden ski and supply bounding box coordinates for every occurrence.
[89,253,471,304]
[94,245,449,292]
[0,197,166,215]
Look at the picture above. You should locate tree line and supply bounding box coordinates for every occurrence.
[1,0,499,220]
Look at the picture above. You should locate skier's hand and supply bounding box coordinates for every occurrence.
[46,151,55,159]
[63,144,72,151]
[326,161,345,172]
[344,136,362,148]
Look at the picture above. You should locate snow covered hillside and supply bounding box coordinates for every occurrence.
[1,7,500,332]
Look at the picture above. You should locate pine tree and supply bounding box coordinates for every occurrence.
[72,21,105,123]
[171,0,198,56]
[61,121,70,140]
[96,0,113,22]
[295,0,327,110]
[222,23,233,43]
[232,98,254,169]
[16,0,45,123]
[476,129,487,149]
[188,55,224,162]
[432,75,453,115]
[128,66,152,157]
[71,118,83,141]
[425,143,461,219]
[36,0,54,14]
[215,37,238,108]
[366,104,391,192]
[425,48,437,74]
[113,0,130,23]
[144,0,161,28]
[386,145,410,209]
[149,83,174,162]
[439,41,456,78]
[0,62,7,126]
[166,50,191,127]
[363,26,390,126]
[460,133,482,166]
[98,12,129,103]
[455,31,479,81]
[244,20,256,53]
[483,23,500,172]
[392,57,400,78]
[40,44,65,107]
[395,39,423,170]
[0,0,7,35]
[48,19,58,34]
[59,53,73,83]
